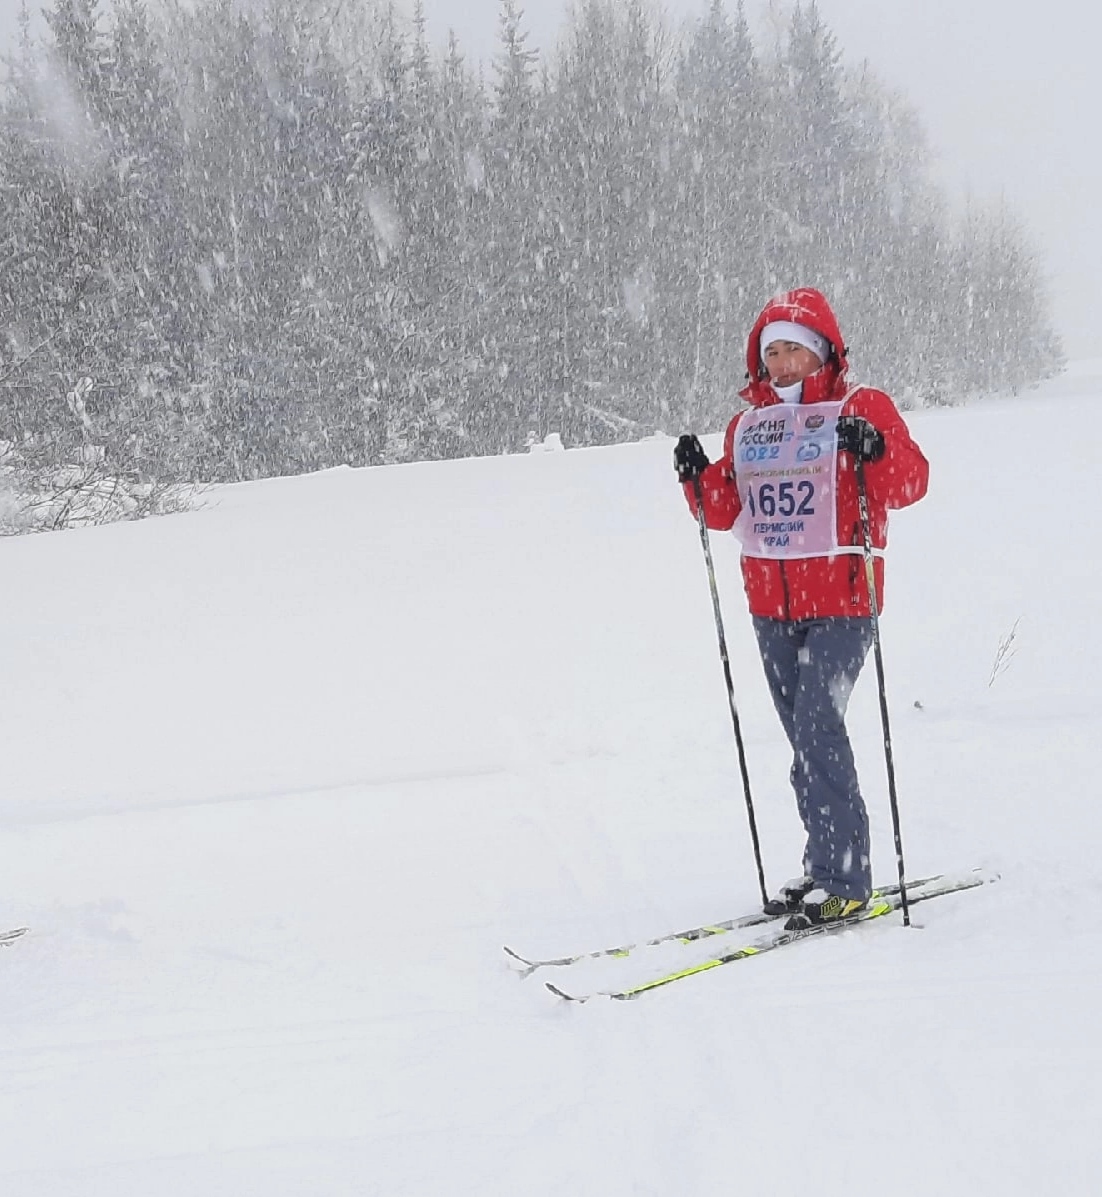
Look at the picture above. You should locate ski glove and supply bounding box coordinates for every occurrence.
[835,416,886,463]
[674,434,710,482]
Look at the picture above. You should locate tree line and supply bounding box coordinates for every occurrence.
[0,0,1063,486]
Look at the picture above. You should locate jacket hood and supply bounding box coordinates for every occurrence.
[741,288,849,407]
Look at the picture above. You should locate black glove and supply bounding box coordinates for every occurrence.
[835,416,885,463]
[674,434,710,482]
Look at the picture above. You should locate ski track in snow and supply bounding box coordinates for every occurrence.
[2,368,1102,1194]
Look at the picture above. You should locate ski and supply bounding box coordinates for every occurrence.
[0,928,28,947]
[545,869,998,1002]
[505,871,945,977]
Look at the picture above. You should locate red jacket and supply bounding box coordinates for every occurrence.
[685,288,929,620]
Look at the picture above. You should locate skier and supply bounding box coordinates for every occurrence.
[674,288,929,925]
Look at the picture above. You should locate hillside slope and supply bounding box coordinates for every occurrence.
[1,375,1098,1195]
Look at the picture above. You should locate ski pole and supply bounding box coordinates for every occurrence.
[690,477,769,907]
[853,458,911,926]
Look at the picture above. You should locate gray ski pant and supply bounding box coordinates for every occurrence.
[752,616,875,902]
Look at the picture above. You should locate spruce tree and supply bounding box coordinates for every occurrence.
[668,0,766,428]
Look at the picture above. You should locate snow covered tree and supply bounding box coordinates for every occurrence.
[666,0,767,428]
[42,0,113,122]
[949,202,1064,396]
[545,0,676,441]
[476,0,551,450]
[770,2,862,289]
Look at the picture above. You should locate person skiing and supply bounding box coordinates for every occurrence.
[674,287,929,926]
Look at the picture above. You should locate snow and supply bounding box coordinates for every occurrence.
[2,370,1100,1194]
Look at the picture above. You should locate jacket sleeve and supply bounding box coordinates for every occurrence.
[680,413,744,531]
[845,389,929,511]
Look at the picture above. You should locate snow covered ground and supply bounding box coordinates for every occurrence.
[2,368,1099,1195]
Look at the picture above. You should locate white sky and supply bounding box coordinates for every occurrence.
[2,0,1098,356]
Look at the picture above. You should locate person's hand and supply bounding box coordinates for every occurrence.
[674,434,710,482]
[835,416,885,463]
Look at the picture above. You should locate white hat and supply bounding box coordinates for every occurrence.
[760,320,830,364]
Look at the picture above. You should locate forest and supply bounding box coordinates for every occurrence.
[0,0,1062,500]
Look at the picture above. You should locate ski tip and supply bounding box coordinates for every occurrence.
[503,946,541,980]
[546,981,586,1003]
[0,927,29,945]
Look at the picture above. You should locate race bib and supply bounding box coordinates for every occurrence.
[732,399,859,560]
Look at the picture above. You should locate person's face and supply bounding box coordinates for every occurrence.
[763,341,822,388]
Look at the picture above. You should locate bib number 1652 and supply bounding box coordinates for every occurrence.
[745,479,815,518]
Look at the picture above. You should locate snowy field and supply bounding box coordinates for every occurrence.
[2,366,1100,1195]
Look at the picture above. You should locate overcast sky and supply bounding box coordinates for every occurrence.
[2,0,1098,357]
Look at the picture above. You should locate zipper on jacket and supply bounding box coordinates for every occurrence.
[779,560,791,620]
